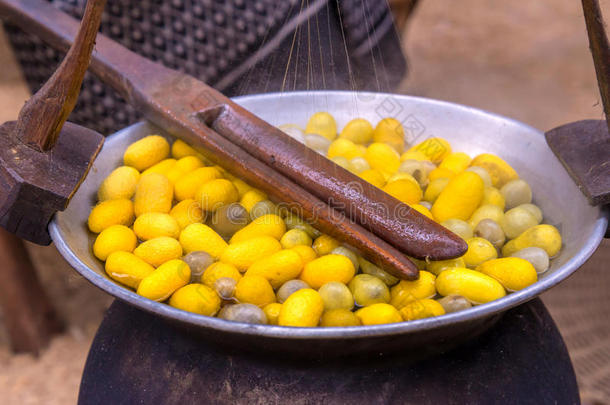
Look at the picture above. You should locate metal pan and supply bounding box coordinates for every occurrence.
[49,91,608,357]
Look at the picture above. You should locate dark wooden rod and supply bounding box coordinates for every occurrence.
[204,103,466,260]
[12,0,106,151]
[582,0,610,132]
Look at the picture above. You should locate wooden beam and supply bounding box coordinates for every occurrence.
[0,228,63,354]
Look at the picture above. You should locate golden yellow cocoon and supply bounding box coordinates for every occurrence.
[234,275,276,307]
[263,303,283,325]
[358,169,386,188]
[137,259,191,302]
[373,118,405,153]
[476,258,537,292]
[93,225,137,261]
[97,166,140,201]
[196,178,239,212]
[305,112,337,141]
[134,173,173,217]
[239,189,269,213]
[169,284,220,316]
[320,308,362,327]
[133,212,181,240]
[327,138,364,160]
[171,139,201,159]
[278,289,324,327]
[407,137,451,163]
[123,135,170,171]
[179,223,227,258]
[230,214,286,243]
[432,171,484,223]
[169,199,205,229]
[438,152,472,174]
[400,299,445,321]
[300,254,355,289]
[355,303,402,325]
[502,224,562,257]
[390,271,437,309]
[312,234,340,256]
[165,156,205,184]
[382,179,423,205]
[245,249,304,288]
[105,251,155,289]
[220,236,282,271]
[134,236,183,267]
[339,118,374,144]
[470,153,518,188]
[365,142,401,174]
[174,166,223,201]
[202,262,242,288]
[290,245,318,264]
[435,268,506,304]
[142,159,176,178]
[88,199,134,233]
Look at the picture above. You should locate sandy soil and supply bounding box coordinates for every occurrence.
[0,0,608,403]
[401,0,605,128]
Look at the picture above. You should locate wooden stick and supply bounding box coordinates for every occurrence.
[582,0,610,132]
[0,228,63,354]
[203,103,466,261]
[13,0,106,151]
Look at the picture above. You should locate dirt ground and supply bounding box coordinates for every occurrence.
[0,0,609,403]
